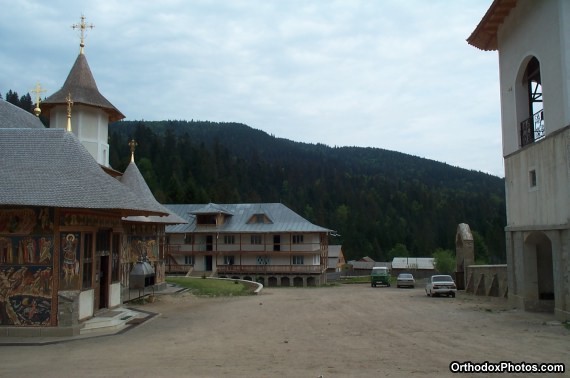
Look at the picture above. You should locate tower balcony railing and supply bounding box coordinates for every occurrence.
[519,109,544,147]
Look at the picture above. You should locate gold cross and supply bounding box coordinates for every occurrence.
[128,139,138,162]
[65,93,73,132]
[31,82,46,117]
[72,15,94,54]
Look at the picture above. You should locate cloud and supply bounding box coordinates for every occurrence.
[0,0,503,176]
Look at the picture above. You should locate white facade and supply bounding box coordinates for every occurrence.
[472,0,570,321]
[48,104,110,167]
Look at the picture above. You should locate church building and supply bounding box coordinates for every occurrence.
[0,16,184,336]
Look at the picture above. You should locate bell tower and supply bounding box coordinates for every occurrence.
[41,15,125,167]
[469,0,570,321]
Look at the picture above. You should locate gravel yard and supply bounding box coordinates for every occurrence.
[0,284,568,377]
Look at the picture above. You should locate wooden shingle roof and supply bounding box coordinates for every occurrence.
[121,161,187,224]
[41,53,125,122]
[0,128,167,216]
[0,100,45,129]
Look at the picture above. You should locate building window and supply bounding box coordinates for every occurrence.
[224,235,235,244]
[529,169,537,188]
[519,57,544,147]
[292,235,304,244]
[292,255,304,265]
[251,235,262,245]
[224,255,235,265]
[256,255,270,265]
[184,255,194,265]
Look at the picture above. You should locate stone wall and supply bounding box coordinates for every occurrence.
[465,265,508,298]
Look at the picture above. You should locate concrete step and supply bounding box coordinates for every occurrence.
[80,308,142,335]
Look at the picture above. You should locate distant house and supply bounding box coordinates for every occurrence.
[327,245,345,273]
[391,257,435,279]
[164,203,332,287]
[346,258,391,276]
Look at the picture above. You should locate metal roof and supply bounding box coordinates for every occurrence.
[164,203,332,234]
[391,257,434,270]
[41,53,125,122]
[0,100,45,129]
[0,128,168,216]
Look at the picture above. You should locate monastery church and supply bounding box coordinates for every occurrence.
[0,16,186,336]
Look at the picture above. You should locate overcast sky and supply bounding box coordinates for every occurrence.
[0,0,503,176]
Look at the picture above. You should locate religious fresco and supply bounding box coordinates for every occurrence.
[0,208,53,236]
[0,236,53,265]
[131,238,158,262]
[61,211,121,228]
[0,265,52,326]
[60,233,80,290]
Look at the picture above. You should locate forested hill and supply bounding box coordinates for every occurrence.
[109,120,506,263]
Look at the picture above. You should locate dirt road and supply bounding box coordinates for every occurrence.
[1,284,568,377]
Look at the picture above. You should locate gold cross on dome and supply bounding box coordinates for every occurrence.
[128,139,138,162]
[31,82,46,117]
[72,15,94,54]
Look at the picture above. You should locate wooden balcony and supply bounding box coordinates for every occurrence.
[216,264,324,275]
[165,263,193,274]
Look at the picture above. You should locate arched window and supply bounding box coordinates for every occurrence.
[520,57,544,147]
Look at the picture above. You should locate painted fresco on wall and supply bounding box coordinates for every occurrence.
[131,237,158,262]
[60,233,80,290]
[0,208,53,236]
[61,212,121,229]
[0,236,53,265]
[120,235,130,288]
[0,265,52,326]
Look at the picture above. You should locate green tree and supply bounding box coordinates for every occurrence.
[387,243,410,262]
[472,231,489,264]
[432,248,455,274]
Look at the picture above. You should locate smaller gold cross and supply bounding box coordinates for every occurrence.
[72,15,94,54]
[128,139,138,162]
[31,82,46,117]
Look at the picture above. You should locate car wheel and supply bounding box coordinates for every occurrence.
[426,290,429,296]
[450,292,456,298]
[430,290,435,297]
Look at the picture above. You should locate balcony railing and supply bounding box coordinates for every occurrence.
[216,264,324,274]
[520,109,544,147]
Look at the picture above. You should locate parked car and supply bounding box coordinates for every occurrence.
[396,273,415,288]
[425,275,457,297]
[370,267,391,287]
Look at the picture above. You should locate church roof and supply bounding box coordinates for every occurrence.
[467,0,518,51]
[0,100,45,129]
[41,53,125,122]
[121,161,187,224]
[0,128,168,216]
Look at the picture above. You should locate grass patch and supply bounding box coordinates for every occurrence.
[340,276,371,284]
[166,277,253,297]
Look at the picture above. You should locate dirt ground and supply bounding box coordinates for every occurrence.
[1,284,569,378]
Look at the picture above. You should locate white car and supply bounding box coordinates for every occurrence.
[425,275,457,298]
[396,273,415,288]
